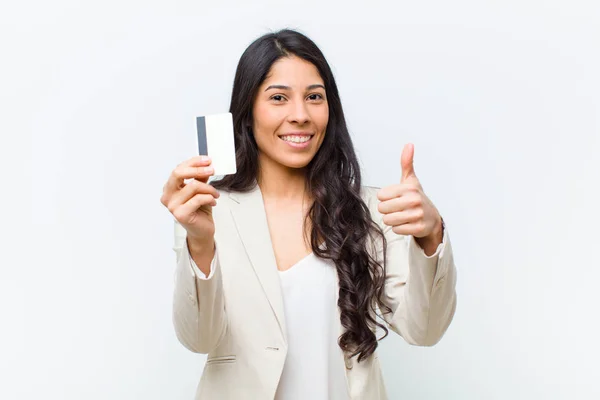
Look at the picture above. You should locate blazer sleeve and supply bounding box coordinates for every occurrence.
[172,220,227,354]
[364,186,458,346]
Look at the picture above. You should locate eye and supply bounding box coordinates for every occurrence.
[270,94,286,102]
[307,93,324,101]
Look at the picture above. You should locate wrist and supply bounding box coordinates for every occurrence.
[430,215,444,241]
[415,216,443,253]
[187,234,215,254]
[186,235,215,277]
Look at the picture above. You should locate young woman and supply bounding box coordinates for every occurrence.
[160,29,457,400]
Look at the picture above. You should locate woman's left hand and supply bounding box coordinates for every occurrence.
[376,143,443,244]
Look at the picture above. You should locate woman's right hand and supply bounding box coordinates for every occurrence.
[160,155,220,245]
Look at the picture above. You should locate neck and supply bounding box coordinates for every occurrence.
[257,153,308,203]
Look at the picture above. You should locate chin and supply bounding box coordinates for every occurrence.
[279,155,315,169]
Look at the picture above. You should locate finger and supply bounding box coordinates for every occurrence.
[169,180,220,211]
[377,183,420,202]
[177,155,213,170]
[173,194,217,224]
[164,162,214,197]
[391,223,424,237]
[382,208,424,227]
[401,143,416,182]
[377,193,422,215]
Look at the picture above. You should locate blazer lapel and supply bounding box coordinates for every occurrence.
[228,184,287,342]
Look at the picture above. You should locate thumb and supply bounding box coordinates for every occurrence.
[401,143,416,182]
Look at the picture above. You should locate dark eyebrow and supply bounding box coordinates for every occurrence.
[264,84,326,92]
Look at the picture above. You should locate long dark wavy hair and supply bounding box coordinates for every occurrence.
[211,29,390,362]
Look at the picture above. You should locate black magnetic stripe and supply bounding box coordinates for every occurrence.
[196,116,208,155]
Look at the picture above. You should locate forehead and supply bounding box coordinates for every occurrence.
[261,56,324,87]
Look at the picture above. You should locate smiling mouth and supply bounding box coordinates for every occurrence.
[278,134,314,144]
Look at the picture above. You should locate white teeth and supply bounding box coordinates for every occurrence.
[281,135,311,143]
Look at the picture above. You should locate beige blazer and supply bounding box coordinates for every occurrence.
[172,184,457,399]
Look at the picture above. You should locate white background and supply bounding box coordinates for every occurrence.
[4,0,600,399]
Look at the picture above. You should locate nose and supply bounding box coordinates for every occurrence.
[287,99,310,125]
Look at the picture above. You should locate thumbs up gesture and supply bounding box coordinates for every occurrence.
[377,144,443,248]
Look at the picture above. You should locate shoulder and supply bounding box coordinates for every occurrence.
[207,178,233,207]
[360,185,381,205]
[360,185,383,221]
[213,188,233,210]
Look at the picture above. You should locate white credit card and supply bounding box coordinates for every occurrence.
[196,112,237,175]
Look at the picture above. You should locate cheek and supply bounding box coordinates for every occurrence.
[315,106,329,131]
[254,104,284,131]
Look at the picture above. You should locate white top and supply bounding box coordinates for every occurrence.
[274,252,350,400]
[189,248,351,399]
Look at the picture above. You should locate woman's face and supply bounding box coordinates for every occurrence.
[252,55,329,170]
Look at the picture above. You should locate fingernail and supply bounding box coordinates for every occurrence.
[200,155,210,162]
